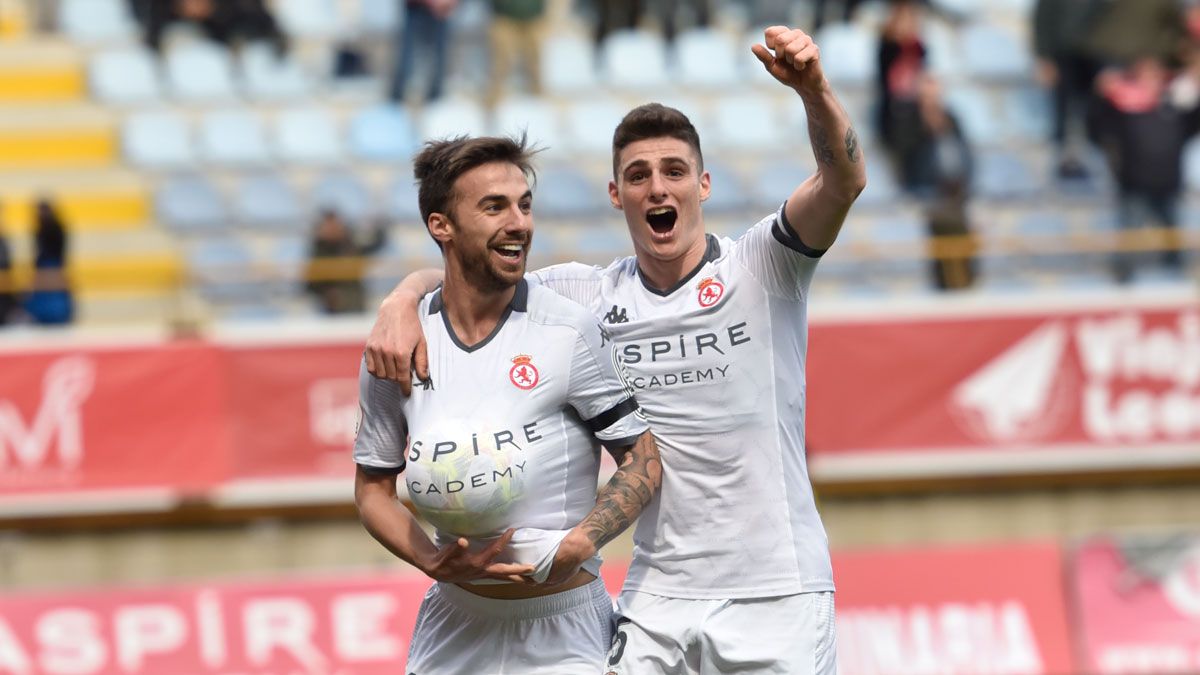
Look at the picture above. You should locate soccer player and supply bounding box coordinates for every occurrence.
[353,135,661,674]
[366,26,865,673]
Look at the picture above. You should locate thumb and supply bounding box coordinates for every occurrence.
[751,43,775,70]
[415,336,430,383]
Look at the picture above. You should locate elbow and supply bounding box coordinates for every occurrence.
[848,171,867,201]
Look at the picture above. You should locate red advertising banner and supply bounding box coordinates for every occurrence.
[1074,535,1200,674]
[833,541,1076,674]
[223,344,363,481]
[0,344,229,498]
[0,572,431,675]
[807,302,1200,478]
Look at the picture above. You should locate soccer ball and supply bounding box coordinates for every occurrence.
[404,417,528,537]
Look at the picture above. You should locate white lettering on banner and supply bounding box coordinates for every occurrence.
[1163,546,1200,617]
[1077,313,1200,442]
[0,618,33,675]
[243,598,329,674]
[838,601,1043,675]
[37,608,107,674]
[308,378,358,446]
[1097,644,1196,673]
[195,591,227,668]
[114,605,188,672]
[331,593,403,662]
[0,357,95,471]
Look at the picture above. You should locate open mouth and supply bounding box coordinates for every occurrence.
[646,207,677,234]
[494,243,525,261]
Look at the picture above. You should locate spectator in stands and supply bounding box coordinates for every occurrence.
[902,75,976,291]
[1032,0,1104,180]
[133,0,287,54]
[305,210,387,315]
[0,225,14,326]
[656,0,712,44]
[485,0,546,108]
[1092,57,1200,283]
[25,199,73,325]
[813,0,868,31]
[390,0,459,104]
[589,0,710,46]
[591,0,639,47]
[876,0,926,169]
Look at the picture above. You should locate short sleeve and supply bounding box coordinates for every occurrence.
[527,262,604,311]
[566,319,648,447]
[732,203,822,301]
[352,358,408,475]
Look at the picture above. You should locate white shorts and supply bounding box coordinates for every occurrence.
[605,591,836,675]
[406,578,615,675]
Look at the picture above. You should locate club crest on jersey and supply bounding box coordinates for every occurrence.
[697,277,724,308]
[509,354,540,390]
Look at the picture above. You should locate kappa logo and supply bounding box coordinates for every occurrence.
[949,322,1075,443]
[604,305,629,324]
[697,277,724,308]
[509,355,540,390]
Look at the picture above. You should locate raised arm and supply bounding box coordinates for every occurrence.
[355,467,534,583]
[752,25,867,251]
[543,431,662,585]
[365,268,444,392]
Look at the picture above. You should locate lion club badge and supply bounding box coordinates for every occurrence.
[697,277,724,308]
[509,355,540,390]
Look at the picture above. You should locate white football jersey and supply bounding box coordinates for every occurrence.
[529,205,833,599]
[354,280,648,582]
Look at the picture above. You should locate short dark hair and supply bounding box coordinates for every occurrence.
[611,103,704,178]
[413,134,537,229]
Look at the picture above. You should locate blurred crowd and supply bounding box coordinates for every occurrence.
[3,0,1198,324]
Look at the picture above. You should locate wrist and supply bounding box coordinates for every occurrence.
[794,77,831,100]
[562,527,598,560]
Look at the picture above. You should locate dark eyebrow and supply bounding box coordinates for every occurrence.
[478,190,534,207]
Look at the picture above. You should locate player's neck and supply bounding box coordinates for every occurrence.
[636,232,710,292]
[439,274,516,346]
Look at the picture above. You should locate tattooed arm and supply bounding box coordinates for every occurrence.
[542,431,662,586]
[752,25,867,250]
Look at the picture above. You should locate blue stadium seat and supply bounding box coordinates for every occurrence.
[59,0,136,43]
[312,172,374,223]
[712,95,781,151]
[493,98,563,156]
[1017,211,1069,237]
[349,105,415,162]
[1184,139,1200,193]
[90,47,161,105]
[961,23,1032,81]
[200,109,271,167]
[157,174,228,231]
[165,42,237,102]
[1002,86,1052,142]
[186,238,264,303]
[542,33,597,96]
[702,160,751,215]
[945,87,1002,145]
[276,0,338,38]
[358,0,400,34]
[563,97,626,157]
[872,214,925,245]
[601,30,669,91]
[235,173,305,229]
[742,26,781,86]
[387,173,421,224]
[533,165,608,219]
[275,108,342,164]
[856,164,900,208]
[675,29,740,90]
[924,20,964,83]
[973,151,1040,200]
[813,24,873,86]
[418,98,487,142]
[123,111,196,168]
[239,42,312,101]
[751,159,812,210]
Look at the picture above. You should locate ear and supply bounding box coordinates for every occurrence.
[698,170,712,203]
[427,212,453,245]
[608,180,622,210]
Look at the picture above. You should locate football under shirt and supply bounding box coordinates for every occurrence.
[354,279,648,581]
[529,204,834,599]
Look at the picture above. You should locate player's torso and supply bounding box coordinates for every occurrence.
[402,301,599,536]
